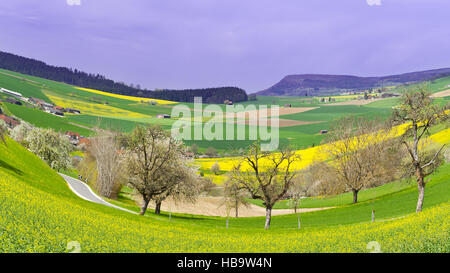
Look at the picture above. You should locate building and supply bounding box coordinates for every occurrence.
[224,100,233,105]
[65,131,81,145]
[284,104,292,107]
[156,114,171,119]
[0,114,20,128]
[54,106,65,112]
[49,109,64,116]
[319,130,328,135]
[0,88,22,98]
[66,108,81,114]
[29,97,54,108]
[5,97,22,105]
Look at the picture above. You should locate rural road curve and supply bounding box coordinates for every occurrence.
[59,173,137,214]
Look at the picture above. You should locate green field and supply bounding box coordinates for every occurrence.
[0,137,448,252]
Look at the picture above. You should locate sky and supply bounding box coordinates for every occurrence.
[0,0,449,93]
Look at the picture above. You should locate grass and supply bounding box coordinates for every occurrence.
[0,136,449,252]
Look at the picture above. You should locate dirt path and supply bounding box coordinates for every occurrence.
[431,89,450,98]
[143,196,333,217]
[321,98,385,106]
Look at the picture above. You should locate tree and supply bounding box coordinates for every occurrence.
[205,147,217,157]
[221,180,250,218]
[88,135,123,198]
[0,119,7,144]
[227,142,300,229]
[211,162,220,175]
[325,117,402,203]
[392,85,449,212]
[190,144,199,154]
[25,128,72,171]
[287,174,313,214]
[10,121,33,145]
[153,158,200,215]
[122,125,186,215]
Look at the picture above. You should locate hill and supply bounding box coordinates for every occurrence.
[0,51,248,104]
[257,68,450,96]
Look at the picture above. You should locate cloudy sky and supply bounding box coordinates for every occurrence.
[0,0,449,92]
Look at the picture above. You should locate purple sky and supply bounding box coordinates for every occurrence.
[0,0,449,93]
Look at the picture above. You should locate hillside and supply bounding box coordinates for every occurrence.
[0,51,248,104]
[0,136,449,252]
[257,68,450,96]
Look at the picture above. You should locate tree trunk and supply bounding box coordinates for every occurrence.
[297,214,301,229]
[155,200,162,215]
[140,198,150,215]
[416,169,425,212]
[235,206,238,218]
[352,189,359,203]
[264,207,272,230]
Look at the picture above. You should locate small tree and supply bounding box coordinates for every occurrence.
[122,125,186,215]
[227,142,300,229]
[205,147,217,157]
[88,135,123,198]
[392,85,449,212]
[190,144,199,154]
[221,180,250,218]
[0,119,7,144]
[25,128,72,171]
[325,117,402,203]
[211,162,221,175]
[10,121,33,145]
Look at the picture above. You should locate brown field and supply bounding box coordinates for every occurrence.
[431,89,450,98]
[321,98,384,106]
[143,196,332,217]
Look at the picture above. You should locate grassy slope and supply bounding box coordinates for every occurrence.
[0,137,448,252]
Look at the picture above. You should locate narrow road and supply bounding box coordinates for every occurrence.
[59,173,137,214]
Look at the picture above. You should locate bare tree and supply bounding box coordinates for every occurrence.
[392,85,449,212]
[89,135,122,198]
[325,117,402,203]
[153,159,201,215]
[122,125,186,215]
[221,180,250,218]
[227,142,300,229]
[0,119,7,145]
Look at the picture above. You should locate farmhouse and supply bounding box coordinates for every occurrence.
[284,104,292,107]
[29,97,54,109]
[319,130,328,135]
[0,114,20,128]
[48,109,64,116]
[66,108,81,114]
[224,100,233,105]
[54,106,65,112]
[156,114,171,119]
[0,88,22,98]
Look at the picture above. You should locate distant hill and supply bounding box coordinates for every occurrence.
[256,68,450,96]
[0,51,248,103]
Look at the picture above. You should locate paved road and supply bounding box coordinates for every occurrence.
[59,173,137,214]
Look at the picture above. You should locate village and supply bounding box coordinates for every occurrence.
[0,87,86,146]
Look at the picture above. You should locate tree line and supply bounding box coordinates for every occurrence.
[0,51,248,104]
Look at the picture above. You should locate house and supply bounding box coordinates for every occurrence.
[54,106,65,112]
[0,114,20,128]
[0,88,22,98]
[319,130,328,135]
[66,108,81,114]
[29,97,54,108]
[156,114,171,119]
[284,104,292,107]
[78,137,90,146]
[381,93,400,98]
[224,100,233,105]
[66,131,81,140]
[5,97,22,105]
[49,109,64,116]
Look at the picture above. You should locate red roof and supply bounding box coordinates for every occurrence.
[65,131,81,138]
[0,114,20,127]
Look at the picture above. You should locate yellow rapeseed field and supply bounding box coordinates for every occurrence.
[76,87,177,105]
[46,93,151,119]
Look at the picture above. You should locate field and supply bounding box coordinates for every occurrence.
[0,68,421,153]
[0,137,448,252]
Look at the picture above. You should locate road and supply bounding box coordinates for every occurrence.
[59,173,137,214]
